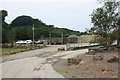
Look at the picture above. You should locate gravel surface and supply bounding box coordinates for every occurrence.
[53,50,119,78]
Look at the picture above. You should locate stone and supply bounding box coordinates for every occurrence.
[107,56,119,62]
[93,55,104,60]
[89,47,107,52]
[79,60,86,65]
[85,50,96,55]
[58,47,65,51]
[96,48,104,52]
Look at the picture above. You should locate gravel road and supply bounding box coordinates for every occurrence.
[0,45,88,78]
[0,45,65,63]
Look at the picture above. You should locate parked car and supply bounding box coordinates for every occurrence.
[35,40,43,44]
[15,40,24,44]
[15,40,32,44]
[34,40,47,44]
[25,40,32,44]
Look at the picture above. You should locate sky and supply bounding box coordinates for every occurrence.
[0,0,100,32]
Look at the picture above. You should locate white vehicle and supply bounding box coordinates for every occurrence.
[16,40,32,44]
[15,40,24,44]
[25,40,32,44]
[35,40,42,44]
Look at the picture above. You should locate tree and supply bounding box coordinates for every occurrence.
[1,10,8,22]
[7,28,16,47]
[0,10,9,43]
[15,27,30,40]
[10,15,33,27]
[1,9,81,45]
[90,1,119,49]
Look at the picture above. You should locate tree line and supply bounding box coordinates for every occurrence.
[1,10,83,45]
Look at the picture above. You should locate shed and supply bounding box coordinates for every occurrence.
[67,34,79,43]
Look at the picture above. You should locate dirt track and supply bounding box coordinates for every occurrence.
[0,45,65,63]
[0,45,88,78]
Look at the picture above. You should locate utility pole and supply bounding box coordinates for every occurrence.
[8,19,11,54]
[32,24,35,45]
[61,32,63,45]
[49,32,51,45]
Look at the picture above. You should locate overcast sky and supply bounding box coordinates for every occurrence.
[0,0,100,32]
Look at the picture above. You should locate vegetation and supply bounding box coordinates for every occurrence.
[1,43,46,55]
[90,0,120,49]
[1,10,83,46]
[1,48,26,55]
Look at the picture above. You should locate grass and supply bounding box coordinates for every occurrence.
[0,44,47,56]
[1,48,26,55]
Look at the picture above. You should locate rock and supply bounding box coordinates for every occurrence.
[11,52,16,54]
[107,56,119,62]
[89,47,107,52]
[93,55,104,60]
[67,57,82,65]
[79,60,86,65]
[58,47,65,51]
[46,57,52,61]
[96,48,104,52]
[85,50,96,55]
[67,47,74,51]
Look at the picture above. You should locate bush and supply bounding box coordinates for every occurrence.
[67,56,82,65]
[2,43,11,48]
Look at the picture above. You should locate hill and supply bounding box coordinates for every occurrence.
[2,13,81,43]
